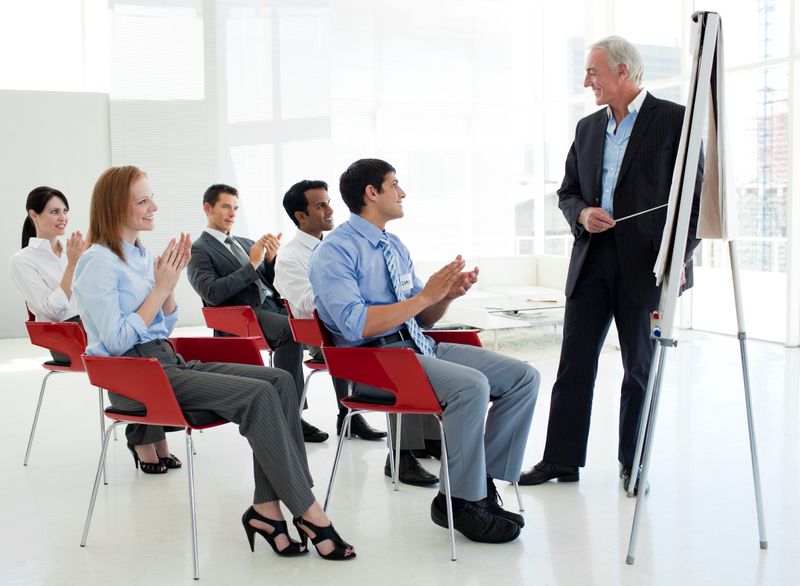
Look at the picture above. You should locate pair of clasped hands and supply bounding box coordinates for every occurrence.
[421,255,479,305]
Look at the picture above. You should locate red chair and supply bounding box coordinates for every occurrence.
[316,312,521,560]
[23,317,111,467]
[80,336,264,580]
[283,301,331,415]
[201,305,274,366]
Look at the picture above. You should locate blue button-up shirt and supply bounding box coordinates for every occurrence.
[309,213,427,347]
[73,241,178,356]
[600,89,647,216]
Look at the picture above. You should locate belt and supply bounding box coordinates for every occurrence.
[360,328,412,348]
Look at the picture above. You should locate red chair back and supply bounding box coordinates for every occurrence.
[283,302,326,348]
[170,336,265,366]
[25,321,87,372]
[201,306,270,351]
[83,355,189,427]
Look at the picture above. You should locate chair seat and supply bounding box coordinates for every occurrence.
[104,407,227,428]
[302,359,328,370]
[341,396,443,415]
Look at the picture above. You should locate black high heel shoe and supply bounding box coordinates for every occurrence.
[242,507,307,557]
[292,516,356,561]
[126,443,167,474]
[159,453,182,469]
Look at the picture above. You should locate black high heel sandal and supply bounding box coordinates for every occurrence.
[126,443,167,474]
[242,507,307,557]
[292,516,356,561]
[159,453,182,469]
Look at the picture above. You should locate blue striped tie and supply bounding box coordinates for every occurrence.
[379,233,434,357]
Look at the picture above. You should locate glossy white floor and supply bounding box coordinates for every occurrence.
[0,326,797,586]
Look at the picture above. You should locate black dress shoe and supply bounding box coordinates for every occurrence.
[384,451,438,486]
[301,419,329,443]
[620,466,650,496]
[518,460,579,485]
[411,439,442,460]
[477,478,524,527]
[430,496,520,543]
[337,413,387,441]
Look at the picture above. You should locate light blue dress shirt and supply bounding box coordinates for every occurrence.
[600,89,647,216]
[308,213,428,348]
[73,241,178,356]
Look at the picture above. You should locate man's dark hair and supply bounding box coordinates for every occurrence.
[339,159,396,214]
[282,180,329,226]
[203,183,238,207]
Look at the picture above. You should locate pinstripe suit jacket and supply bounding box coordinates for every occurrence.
[557,93,703,307]
[188,231,282,308]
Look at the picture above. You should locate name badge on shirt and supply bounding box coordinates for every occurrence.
[399,272,413,293]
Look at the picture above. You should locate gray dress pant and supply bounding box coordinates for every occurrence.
[110,339,315,513]
[254,301,306,408]
[353,340,540,501]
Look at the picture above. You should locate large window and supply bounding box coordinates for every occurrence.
[1,0,797,344]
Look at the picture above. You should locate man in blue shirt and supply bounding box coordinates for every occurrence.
[309,159,540,544]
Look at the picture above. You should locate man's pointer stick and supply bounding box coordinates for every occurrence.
[614,203,669,223]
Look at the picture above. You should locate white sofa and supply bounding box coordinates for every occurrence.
[414,255,569,330]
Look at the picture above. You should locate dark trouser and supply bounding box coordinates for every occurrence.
[543,232,655,468]
[112,339,315,512]
[254,300,305,409]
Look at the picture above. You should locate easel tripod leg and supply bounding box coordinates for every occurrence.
[626,343,669,565]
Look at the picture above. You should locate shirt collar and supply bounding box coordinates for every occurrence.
[607,88,648,118]
[294,229,323,250]
[348,213,385,247]
[204,227,231,245]
[121,239,146,258]
[27,237,52,250]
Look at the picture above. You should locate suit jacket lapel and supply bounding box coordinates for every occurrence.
[616,93,658,186]
[587,110,607,197]
[202,231,241,271]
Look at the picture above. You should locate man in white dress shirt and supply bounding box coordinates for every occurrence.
[274,180,387,443]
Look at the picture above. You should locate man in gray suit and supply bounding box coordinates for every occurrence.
[187,183,328,443]
[309,158,540,543]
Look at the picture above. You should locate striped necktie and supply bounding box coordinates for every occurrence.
[378,233,434,357]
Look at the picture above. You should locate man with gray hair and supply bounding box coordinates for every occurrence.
[520,36,702,493]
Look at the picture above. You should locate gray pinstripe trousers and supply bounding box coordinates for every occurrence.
[112,339,316,514]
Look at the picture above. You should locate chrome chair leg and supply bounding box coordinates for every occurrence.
[513,482,524,512]
[324,410,354,511]
[393,414,403,491]
[385,413,396,483]
[24,370,57,465]
[97,388,108,485]
[186,431,200,580]
[298,369,324,416]
[81,421,121,547]
[436,416,456,561]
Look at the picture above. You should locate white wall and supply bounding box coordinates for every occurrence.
[1,90,111,338]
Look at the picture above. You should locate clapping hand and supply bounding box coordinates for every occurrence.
[65,231,87,264]
[446,264,479,300]
[422,256,467,305]
[154,233,192,292]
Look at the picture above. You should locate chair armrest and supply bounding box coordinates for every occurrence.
[170,336,265,366]
[322,346,442,413]
[425,329,482,348]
